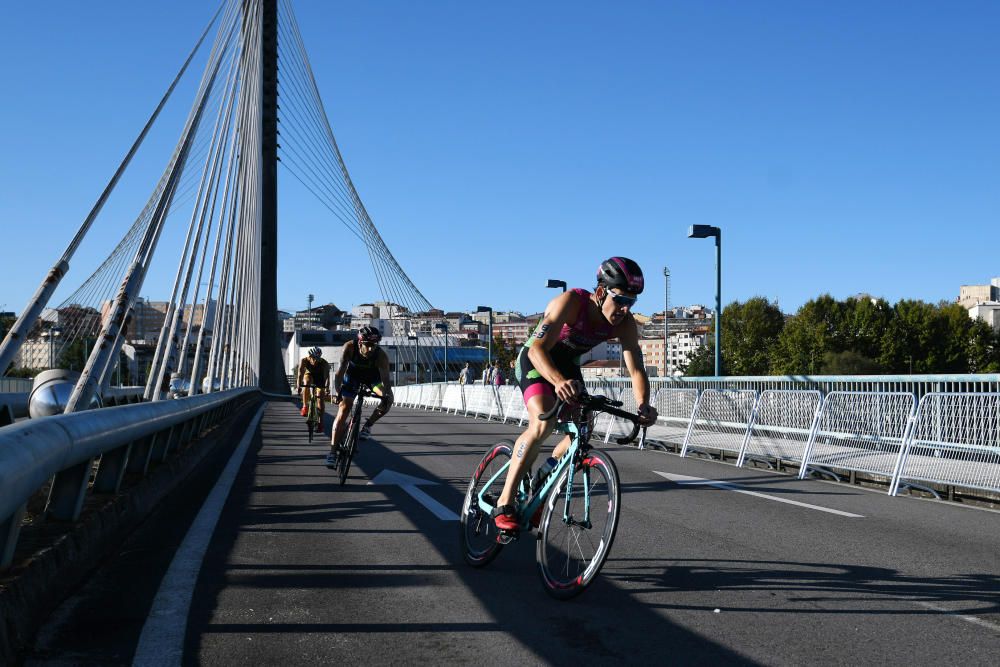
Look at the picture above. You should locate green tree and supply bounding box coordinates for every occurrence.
[968,319,1000,373]
[770,295,845,374]
[822,350,881,374]
[0,314,15,340]
[718,297,785,375]
[680,338,715,376]
[842,297,892,362]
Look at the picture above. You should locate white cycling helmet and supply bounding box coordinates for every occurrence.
[308,346,322,358]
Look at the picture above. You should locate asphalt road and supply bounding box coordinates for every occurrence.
[26,400,1000,666]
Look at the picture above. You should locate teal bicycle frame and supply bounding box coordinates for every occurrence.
[476,418,594,532]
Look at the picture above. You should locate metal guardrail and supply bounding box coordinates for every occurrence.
[0,378,33,393]
[0,387,258,568]
[396,376,1000,503]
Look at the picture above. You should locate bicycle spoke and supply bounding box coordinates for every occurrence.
[536,453,620,599]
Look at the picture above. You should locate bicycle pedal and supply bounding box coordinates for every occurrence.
[496,529,519,545]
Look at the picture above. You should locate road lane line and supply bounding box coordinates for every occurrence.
[368,469,459,521]
[653,471,865,518]
[133,404,265,667]
[914,601,1000,633]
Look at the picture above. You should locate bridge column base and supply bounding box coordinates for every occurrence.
[0,504,26,569]
[46,458,94,521]
[93,443,132,494]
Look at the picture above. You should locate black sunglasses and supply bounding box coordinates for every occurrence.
[606,289,637,307]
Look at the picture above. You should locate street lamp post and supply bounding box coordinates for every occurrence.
[476,306,493,369]
[545,279,567,293]
[663,266,670,378]
[408,334,418,384]
[435,322,448,382]
[688,224,722,376]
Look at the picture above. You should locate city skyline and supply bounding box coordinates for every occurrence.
[1,1,997,319]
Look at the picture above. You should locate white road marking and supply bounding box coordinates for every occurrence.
[914,601,1000,633]
[369,469,459,521]
[133,404,265,667]
[653,471,865,518]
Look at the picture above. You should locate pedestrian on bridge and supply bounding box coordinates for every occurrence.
[458,362,472,385]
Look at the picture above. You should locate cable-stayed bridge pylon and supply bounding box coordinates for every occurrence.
[0,0,436,407]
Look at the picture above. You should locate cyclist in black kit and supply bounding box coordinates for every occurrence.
[326,326,394,467]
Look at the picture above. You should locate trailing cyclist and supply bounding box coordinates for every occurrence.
[493,256,658,531]
[297,347,330,418]
[327,326,394,467]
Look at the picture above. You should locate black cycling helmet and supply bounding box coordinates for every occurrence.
[596,257,644,295]
[358,326,382,344]
[308,346,322,358]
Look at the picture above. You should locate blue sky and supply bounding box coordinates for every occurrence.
[1,1,998,318]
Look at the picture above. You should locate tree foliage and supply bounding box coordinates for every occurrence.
[687,294,1000,376]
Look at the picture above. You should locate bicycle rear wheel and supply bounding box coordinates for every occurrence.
[460,440,513,567]
[536,451,621,599]
[338,402,362,485]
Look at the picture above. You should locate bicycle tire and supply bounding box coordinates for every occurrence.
[338,400,363,485]
[536,451,621,600]
[460,440,513,567]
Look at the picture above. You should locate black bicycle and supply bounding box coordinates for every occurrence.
[302,384,324,442]
[330,383,381,486]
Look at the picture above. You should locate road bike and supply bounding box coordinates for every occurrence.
[460,392,644,599]
[330,383,381,486]
[302,384,325,443]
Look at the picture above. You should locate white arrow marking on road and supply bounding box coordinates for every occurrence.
[369,469,459,521]
[654,471,865,518]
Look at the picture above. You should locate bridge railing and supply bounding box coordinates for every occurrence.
[0,387,258,568]
[396,375,1000,502]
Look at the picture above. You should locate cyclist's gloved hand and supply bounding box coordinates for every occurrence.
[637,403,658,425]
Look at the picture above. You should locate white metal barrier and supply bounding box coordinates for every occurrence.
[891,392,1000,496]
[442,384,464,413]
[392,381,1000,502]
[681,389,758,458]
[602,385,636,443]
[495,385,524,424]
[464,385,499,419]
[738,390,822,467]
[800,391,915,480]
[646,388,698,448]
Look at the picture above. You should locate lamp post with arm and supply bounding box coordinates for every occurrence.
[476,306,493,369]
[407,334,418,384]
[435,321,448,382]
[663,266,670,378]
[688,225,722,376]
[545,279,566,293]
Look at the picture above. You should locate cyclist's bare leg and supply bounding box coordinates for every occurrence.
[551,434,572,459]
[363,395,393,428]
[331,395,355,448]
[496,393,557,508]
[301,385,312,411]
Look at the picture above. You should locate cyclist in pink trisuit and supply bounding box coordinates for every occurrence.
[493,257,658,531]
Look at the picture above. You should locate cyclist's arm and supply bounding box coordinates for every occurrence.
[377,350,393,397]
[319,359,331,395]
[526,291,581,400]
[618,317,657,423]
[334,342,352,394]
[296,358,306,388]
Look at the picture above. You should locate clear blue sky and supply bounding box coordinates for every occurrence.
[1,1,998,319]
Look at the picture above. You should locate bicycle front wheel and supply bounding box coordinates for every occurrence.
[460,440,512,567]
[536,451,621,599]
[338,406,361,486]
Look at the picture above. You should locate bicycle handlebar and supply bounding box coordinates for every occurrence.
[538,393,645,445]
